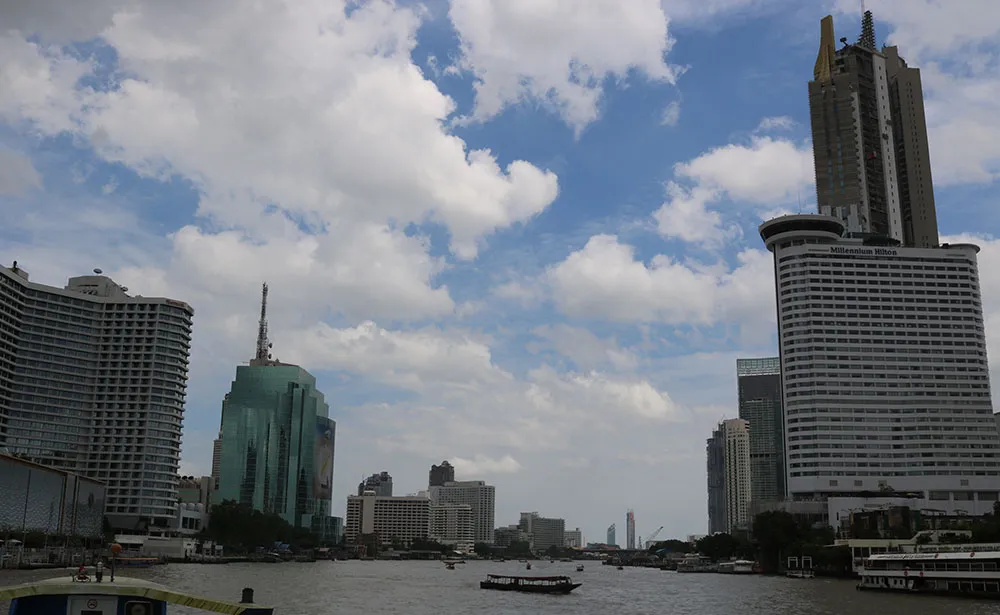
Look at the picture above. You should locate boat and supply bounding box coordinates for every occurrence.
[445,563,456,570]
[858,551,1000,598]
[525,562,532,570]
[576,565,584,572]
[676,554,716,573]
[0,575,273,614]
[480,575,581,594]
[616,565,624,571]
[717,559,756,574]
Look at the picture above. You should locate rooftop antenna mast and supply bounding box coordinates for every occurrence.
[253,282,272,364]
[858,0,876,50]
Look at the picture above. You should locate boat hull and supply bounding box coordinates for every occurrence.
[480,582,581,594]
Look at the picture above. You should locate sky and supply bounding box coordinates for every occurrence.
[1,0,1000,544]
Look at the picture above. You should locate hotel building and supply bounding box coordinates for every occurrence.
[429,480,496,544]
[760,215,1000,509]
[344,493,431,547]
[0,263,192,530]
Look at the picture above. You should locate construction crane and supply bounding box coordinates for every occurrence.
[643,526,664,549]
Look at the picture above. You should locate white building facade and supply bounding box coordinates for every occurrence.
[0,264,193,530]
[430,503,474,552]
[344,493,431,547]
[429,481,495,544]
[722,419,752,532]
[761,215,1000,503]
[564,528,582,548]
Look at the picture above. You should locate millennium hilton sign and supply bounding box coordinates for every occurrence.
[829,246,899,256]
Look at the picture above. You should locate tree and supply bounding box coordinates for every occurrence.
[650,539,690,554]
[695,533,751,562]
[752,511,802,572]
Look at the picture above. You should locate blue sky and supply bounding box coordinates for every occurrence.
[2,0,999,542]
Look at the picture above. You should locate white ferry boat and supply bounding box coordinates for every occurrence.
[858,551,1000,598]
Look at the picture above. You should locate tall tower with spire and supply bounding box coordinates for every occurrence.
[250,282,276,366]
[806,10,939,248]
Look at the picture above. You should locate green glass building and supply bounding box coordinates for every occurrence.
[216,362,335,529]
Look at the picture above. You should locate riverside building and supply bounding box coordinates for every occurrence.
[706,419,752,533]
[737,357,785,502]
[215,284,337,533]
[760,215,1000,511]
[429,480,496,544]
[344,492,431,547]
[0,263,192,530]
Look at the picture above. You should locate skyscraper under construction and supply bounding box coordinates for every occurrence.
[808,10,939,248]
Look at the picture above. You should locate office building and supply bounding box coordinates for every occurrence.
[344,493,431,547]
[216,284,336,530]
[760,215,1000,502]
[606,523,616,546]
[0,263,193,530]
[428,460,455,487]
[808,11,938,248]
[210,432,222,490]
[430,503,474,551]
[493,524,527,548]
[564,527,582,548]
[706,419,751,533]
[429,480,495,544]
[357,471,393,497]
[737,357,785,502]
[519,512,565,553]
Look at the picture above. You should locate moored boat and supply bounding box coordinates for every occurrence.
[676,555,715,573]
[858,551,1000,598]
[576,565,584,572]
[0,575,273,614]
[480,575,581,594]
[717,559,756,574]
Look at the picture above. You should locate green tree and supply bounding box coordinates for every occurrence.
[650,538,691,554]
[752,511,802,572]
[695,533,752,562]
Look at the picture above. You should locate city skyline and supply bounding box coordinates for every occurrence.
[2,1,999,541]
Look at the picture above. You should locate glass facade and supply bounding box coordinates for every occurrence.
[217,364,334,528]
[737,357,785,503]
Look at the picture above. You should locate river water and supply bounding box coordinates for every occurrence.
[3,560,1000,615]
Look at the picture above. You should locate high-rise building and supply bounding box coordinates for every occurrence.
[706,419,752,533]
[737,358,785,502]
[357,471,393,497]
[429,502,474,551]
[216,284,336,530]
[760,215,1000,500]
[428,460,455,487]
[344,492,430,547]
[428,480,495,544]
[210,431,222,491]
[808,11,938,248]
[564,527,582,548]
[0,263,193,530]
[606,523,616,546]
[625,510,635,549]
[706,424,726,534]
[519,512,566,553]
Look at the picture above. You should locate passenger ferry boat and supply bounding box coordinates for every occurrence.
[858,551,1000,598]
[480,574,581,594]
[0,575,274,614]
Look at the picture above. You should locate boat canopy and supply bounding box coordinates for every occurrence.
[0,577,273,615]
[866,552,1000,562]
[485,575,572,581]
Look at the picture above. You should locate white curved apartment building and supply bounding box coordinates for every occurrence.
[0,263,192,530]
[760,215,1000,504]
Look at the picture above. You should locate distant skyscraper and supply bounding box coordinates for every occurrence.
[760,215,1000,500]
[625,510,635,549]
[607,523,616,547]
[706,425,726,535]
[216,284,336,530]
[706,419,751,533]
[429,460,455,487]
[737,358,784,502]
[808,11,938,247]
[358,471,393,497]
[0,263,193,530]
[429,480,495,544]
